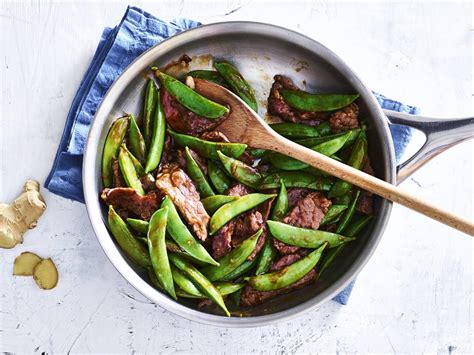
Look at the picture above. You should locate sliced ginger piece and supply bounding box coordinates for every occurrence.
[33,258,58,290]
[13,252,43,276]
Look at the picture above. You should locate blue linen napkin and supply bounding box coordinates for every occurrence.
[46,6,419,305]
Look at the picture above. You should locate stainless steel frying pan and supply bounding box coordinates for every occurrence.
[83,22,473,327]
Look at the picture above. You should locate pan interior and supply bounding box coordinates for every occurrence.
[87,23,393,321]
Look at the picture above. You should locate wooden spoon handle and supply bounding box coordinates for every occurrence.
[262,133,474,236]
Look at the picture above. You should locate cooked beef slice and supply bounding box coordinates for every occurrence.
[283,192,332,229]
[329,103,359,133]
[155,164,209,241]
[212,221,234,260]
[112,157,125,188]
[286,188,311,209]
[101,188,163,220]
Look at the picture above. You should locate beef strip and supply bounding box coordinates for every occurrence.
[173,147,207,175]
[200,130,254,165]
[274,192,332,255]
[139,174,156,192]
[286,188,310,208]
[240,253,317,307]
[112,157,125,188]
[101,188,163,220]
[158,135,172,171]
[211,222,234,260]
[161,90,228,136]
[283,192,332,230]
[356,159,374,215]
[267,75,329,124]
[329,103,359,133]
[155,163,209,241]
[226,183,252,197]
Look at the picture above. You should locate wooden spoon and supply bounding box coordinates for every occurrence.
[189,77,474,236]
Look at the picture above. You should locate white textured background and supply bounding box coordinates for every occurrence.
[0,1,472,353]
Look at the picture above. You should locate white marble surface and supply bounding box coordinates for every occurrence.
[1,1,472,353]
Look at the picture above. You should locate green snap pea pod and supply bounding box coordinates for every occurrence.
[319,215,372,276]
[332,193,352,205]
[165,240,183,253]
[267,220,354,248]
[118,146,145,196]
[142,79,157,146]
[269,130,352,171]
[102,117,129,187]
[185,147,215,198]
[280,89,359,112]
[296,129,361,148]
[108,206,151,268]
[214,281,246,296]
[260,172,333,191]
[217,151,262,188]
[127,218,149,235]
[169,130,247,159]
[201,229,262,281]
[254,237,278,276]
[320,205,348,226]
[210,193,276,235]
[121,143,145,176]
[245,243,327,291]
[329,132,368,197]
[185,70,229,88]
[156,71,229,119]
[147,267,202,299]
[270,179,288,221]
[171,265,204,297]
[207,161,231,194]
[169,254,230,316]
[145,89,166,173]
[247,148,267,158]
[230,288,243,306]
[219,258,259,281]
[316,121,332,136]
[269,122,321,139]
[162,197,219,266]
[147,207,176,300]
[214,61,258,112]
[336,190,361,234]
[128,113,147,164]
[201,195,239,215]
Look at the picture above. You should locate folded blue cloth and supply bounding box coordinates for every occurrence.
[46,6,419,305]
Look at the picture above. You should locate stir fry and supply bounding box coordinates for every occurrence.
[100,57,374,316]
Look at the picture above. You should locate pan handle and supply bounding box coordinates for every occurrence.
[385,110,474,185]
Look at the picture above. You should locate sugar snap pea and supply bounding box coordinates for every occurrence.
[270,179,288,221]
[296,128,361,148]
[214,61,258,111]
[185,147,215,198]
[269,122,321,139]
[127,218,149,235]
[267,220,355,248]
[336,190,361,233]
[217,151,262,188]
[169,254,230,316]
[142,79,157,146]
[320,205,348,226]
[260,172,333,191]
[333,193,352,205]
[329,132,367,197]
[147,207,176,299]
[171,264,204,297]
[185,70,229,88]
[156,71,229,119]
[245,243,327,291]
[201,195,239,215]
[210,193,276,235]
[247,148,267,158]
[280,89,359,112]
[128,114,147,164]
[255,237,278,276]
[108,206,151,268]
[219,258,259,281]
[121,143,145,176]
[344,215,372,237]
[118,146,145,196]
[145,89,166,173]
[202,229,262,281]
[169,130,247,159]
[102,117,129,187]
[148,267,202,299]
[269,130,352,170]
[161,197,219,266]
[208,160,231,193]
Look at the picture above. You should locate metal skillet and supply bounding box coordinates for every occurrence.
[82,22,473,327]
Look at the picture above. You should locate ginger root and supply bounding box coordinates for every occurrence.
[0,180,46,249]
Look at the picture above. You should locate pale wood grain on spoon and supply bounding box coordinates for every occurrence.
[189,77,474,236]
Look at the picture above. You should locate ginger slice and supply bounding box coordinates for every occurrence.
[13,252,42,276]
[33,258,58,290]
